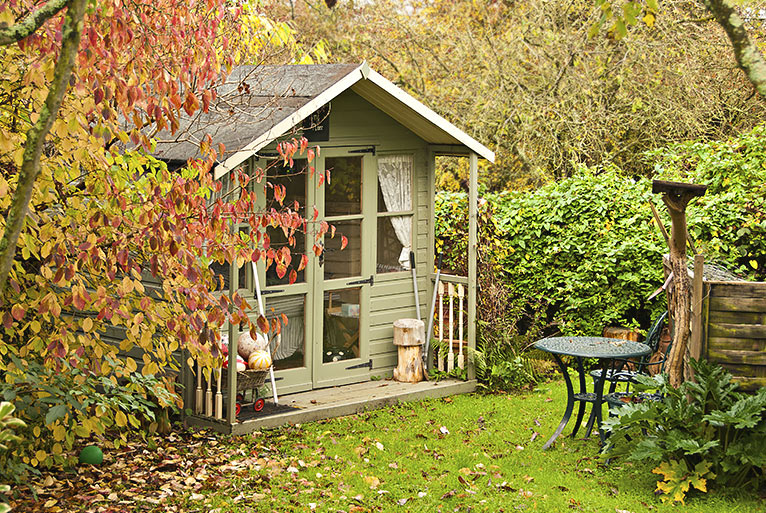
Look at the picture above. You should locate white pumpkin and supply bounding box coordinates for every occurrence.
[248,350,272,370]
[238,331,269,360]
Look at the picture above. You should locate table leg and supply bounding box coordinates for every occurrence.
[585,358,610,440]
[570,357,587,438]
[542,353,574,450]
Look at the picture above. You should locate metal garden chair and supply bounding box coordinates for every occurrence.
[589,311,669,394]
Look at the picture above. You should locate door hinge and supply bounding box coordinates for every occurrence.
[346,359,373,370]
[347,275,374,286]
[348,146,376,156]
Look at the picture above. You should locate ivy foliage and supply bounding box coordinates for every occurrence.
[602,360,766,502]
[0,355,179,484]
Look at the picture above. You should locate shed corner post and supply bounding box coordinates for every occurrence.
[467,152,478,380]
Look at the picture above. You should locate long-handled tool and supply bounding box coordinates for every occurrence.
[410,250,421,322]
[457,284,465,370]
[424,252,443,371]
[252,261,279,406]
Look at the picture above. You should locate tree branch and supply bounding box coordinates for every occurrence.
[0,0,70,46]
[0,0,87,294]
[703,0,766,98]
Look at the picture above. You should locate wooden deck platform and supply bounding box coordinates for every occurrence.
[185,378,477,435]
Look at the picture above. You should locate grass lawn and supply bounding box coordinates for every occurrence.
[11,379,764,512]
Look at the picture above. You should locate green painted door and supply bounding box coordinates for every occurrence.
[312,152,375,388]
[259,157,315,396]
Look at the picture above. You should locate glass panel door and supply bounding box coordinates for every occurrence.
[313,154,374,387]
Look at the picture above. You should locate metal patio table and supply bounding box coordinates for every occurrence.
[533,336,650,450]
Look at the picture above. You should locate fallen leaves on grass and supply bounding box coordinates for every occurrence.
[8,428,305,512]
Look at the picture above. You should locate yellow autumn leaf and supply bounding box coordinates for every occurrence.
[82,317,93,332]
[125,357,137,373]
[115,410,127,427]
[52,425,66,441]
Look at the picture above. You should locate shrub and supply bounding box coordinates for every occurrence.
[648,124,766,280]
[602,359,766,503]
[0,355,180,483]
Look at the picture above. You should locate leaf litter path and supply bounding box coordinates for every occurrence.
[10,428,303,512]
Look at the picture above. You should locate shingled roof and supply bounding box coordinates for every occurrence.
[151,63,494,178]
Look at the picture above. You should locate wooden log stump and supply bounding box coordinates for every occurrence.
[393,318,425,383]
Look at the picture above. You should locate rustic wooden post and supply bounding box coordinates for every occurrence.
[689,254,705,368]
[652,180,707,388]
[393,318,426,383]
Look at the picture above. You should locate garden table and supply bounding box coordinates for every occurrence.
[533,336,650,450]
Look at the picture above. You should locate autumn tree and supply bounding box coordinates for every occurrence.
[0,0,325,474]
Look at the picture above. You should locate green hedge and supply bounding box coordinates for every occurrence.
[436,125,766,340]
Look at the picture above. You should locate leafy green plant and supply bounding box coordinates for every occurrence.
[0,355,181,482]
[602,359,766,502]
[0,401,25,512]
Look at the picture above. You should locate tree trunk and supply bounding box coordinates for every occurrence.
[0,0,87,295]
[663,193,693,388]
[704,0,766,98]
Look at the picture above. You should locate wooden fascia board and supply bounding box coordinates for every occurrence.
[213,63,369,180]
[364,70,495,163]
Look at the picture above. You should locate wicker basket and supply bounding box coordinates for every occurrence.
[221,368,268,393]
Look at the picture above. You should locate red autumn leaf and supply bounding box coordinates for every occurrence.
[256,315,269,333]
[341,235,348,250]
[298,254,308,271]
[289,269,297,284]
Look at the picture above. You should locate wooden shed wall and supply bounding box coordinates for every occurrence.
[704,281,766,390]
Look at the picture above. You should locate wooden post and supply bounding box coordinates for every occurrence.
[652,180,707,388]
[393,318,426,383]
[688,254,705,380]
[438,281,445,372]
[467,152,478,379]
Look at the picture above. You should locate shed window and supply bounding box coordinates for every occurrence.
[376,155,414,273]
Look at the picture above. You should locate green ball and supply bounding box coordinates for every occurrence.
[78,445,103,465]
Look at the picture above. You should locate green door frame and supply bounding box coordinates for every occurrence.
[311,150,376,388]
[257,151,377,392]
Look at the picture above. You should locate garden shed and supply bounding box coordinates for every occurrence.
[151,63,494,433]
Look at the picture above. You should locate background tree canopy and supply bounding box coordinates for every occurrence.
[281,0,766,190]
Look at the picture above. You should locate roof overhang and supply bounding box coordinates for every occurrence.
[213,63,494,180]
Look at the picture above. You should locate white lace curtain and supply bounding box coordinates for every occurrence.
[377,155,413,270]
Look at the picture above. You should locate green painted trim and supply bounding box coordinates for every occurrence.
[467,153,478,380]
